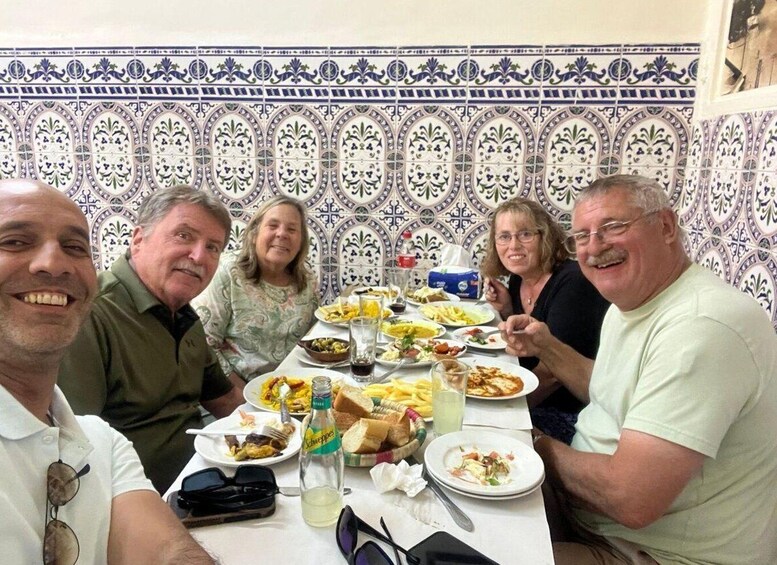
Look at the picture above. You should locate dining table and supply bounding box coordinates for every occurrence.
[165,298,554,564]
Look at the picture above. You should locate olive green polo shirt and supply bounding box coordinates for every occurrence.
[58,254,233,493]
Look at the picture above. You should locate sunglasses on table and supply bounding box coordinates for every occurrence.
[336,505,420,565]
[44,460,90,565]
[179,465,277,512]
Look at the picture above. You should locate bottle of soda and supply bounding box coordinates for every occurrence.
[397,230,417,269]
[299,376,344,527]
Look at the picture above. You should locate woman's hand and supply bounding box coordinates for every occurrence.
[484,277,512,320]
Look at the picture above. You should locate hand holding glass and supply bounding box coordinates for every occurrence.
[431,359,470,435]
[349,316,379,383]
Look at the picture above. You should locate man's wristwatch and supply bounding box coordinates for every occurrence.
[532,431,546,445]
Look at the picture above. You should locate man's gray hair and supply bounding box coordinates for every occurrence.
[575,174,670,213]
[135,185,231,247]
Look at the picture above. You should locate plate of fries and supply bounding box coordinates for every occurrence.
[362,378,433,420]
[315,299,393,326]
[418,302,494,327]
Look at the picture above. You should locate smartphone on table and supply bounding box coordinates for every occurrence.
[408,531,499,565]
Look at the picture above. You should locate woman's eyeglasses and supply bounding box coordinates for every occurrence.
[495,230,541,246]
[43,460,90,565]
[564,209,659,253]
[336,505,420,565]
[179,465,277,512]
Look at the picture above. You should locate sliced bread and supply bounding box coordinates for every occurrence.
[333,385,374,417]
[382,411,411,447]
[332,409,360,434]
[341,418,391,454]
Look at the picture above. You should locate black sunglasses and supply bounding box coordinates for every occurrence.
[43,460,90,565]
[336,505,420,565]
[179,465,277,512]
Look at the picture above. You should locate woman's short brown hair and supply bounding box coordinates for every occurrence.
[480,198,569,279]
[236,195,312,291]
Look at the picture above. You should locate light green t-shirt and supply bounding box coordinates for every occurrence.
[572,264,777,565]
[193,252,319,381]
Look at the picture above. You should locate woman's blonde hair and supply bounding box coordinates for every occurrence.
[236,195,312,291]
[481,198,569,279]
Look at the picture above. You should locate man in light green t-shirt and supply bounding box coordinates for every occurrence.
[501,174,777,565]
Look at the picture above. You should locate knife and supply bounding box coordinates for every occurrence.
[411,455,474,532]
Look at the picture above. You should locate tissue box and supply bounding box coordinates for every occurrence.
[427,267,480,299]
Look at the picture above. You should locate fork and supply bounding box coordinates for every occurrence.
[258,425,289,442]
[371,357,410,385]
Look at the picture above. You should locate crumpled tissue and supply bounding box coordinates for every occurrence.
[370,460,426,497]
[437,243,473,268]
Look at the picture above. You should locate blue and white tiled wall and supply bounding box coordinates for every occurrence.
[683,110,777,328]
[12,44,774,324]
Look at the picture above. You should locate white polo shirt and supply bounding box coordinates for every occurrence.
[0,384,154,564]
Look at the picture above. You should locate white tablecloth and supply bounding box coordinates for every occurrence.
[166,303,553,564]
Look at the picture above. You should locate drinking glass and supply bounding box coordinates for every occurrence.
[358,294,384,320]
[349,316,379,383]
[385,267,409,314]
[431,359,470,435]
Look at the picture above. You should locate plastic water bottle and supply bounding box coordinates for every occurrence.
[299,376,344,527]
[397,230,417,270]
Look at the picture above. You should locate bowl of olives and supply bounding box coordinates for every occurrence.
[298,337,350,363]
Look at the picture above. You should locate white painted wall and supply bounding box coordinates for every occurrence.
[1,0,708,47]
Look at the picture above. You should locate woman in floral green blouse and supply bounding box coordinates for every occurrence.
[193,196,319,390]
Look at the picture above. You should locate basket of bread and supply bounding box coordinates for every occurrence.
[331,385,427,467]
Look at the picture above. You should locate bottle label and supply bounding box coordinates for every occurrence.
[311,396,331,410]
[303,426,341,455]
[397,255,416,268]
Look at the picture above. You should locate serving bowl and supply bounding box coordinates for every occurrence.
[298,337,350,363]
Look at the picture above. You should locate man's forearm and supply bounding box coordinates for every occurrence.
[534,338,593,403]
[158,536,217,565]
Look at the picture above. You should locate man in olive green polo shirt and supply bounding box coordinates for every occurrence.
[58,185,245,493]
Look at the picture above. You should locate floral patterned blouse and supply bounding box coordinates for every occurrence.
[192,252,319,382]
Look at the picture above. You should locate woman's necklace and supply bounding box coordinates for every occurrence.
[522,273,551,307]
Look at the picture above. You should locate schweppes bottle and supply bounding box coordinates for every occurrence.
[299,376,344,526]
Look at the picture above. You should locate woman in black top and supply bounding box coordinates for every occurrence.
[481,198,610,443]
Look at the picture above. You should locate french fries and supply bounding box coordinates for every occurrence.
[362,378,433,418]
[419,304,483,325]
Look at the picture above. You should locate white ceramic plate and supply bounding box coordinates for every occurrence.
[418,302,495,327]
[406,289,461,306]
[353,286,396,299]
[243,368,356,415]
[451,325,507,351]
[375,338,467,367]
[315,304,393,328]
[426,464,544,500]
[380,317,446,340]
[464,358,539,400]
[424,430,545,497]
[193,412,301,468]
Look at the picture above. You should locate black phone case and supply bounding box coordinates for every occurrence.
[408,531,499,565]
[167,490,276,529]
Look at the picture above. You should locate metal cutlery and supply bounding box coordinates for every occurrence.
[371,357,410,385]
[185,426,289,442]
[279,383,291,425]
[411,455,474,532]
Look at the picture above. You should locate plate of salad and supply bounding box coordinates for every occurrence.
[376,337,467,367]
[451,326,507,351]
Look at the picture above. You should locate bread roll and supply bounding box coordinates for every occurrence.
[333,385,374,417]
[332,409,360,434]
[383,411,411,447]
[341,418,391,454]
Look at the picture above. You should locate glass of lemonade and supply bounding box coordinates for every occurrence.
[431,359,470,435]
